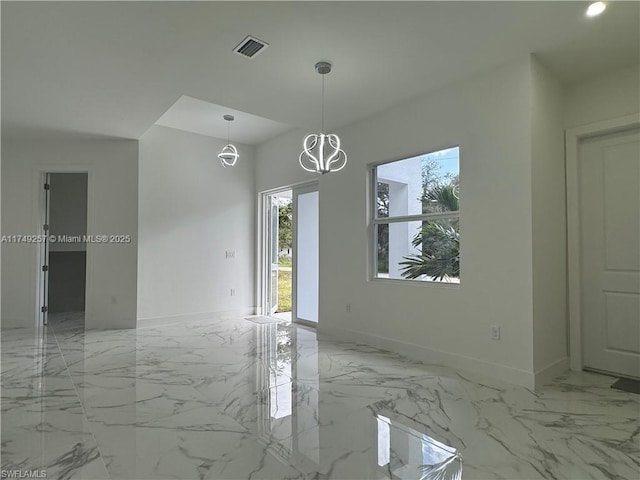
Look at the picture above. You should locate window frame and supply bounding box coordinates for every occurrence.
[369,146,461,285]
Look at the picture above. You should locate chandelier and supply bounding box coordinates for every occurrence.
[218,114,239,167]
[299,62,347,174]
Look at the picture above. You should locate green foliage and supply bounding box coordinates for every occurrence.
[399,222,459,280]
[421,156,444,191]
[278,255,291,267]
[277,270,292,312]
[401,184,460,281]
[278,202,292,251]
[422,184,459,214]
[376,183,390,273]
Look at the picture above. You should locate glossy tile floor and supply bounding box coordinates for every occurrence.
[2,312,639,480]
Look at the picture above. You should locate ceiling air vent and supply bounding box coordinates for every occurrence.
[233,35,269,59]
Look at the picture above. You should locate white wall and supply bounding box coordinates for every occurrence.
[1,138,138,329]
[137,125,255,322]
[565,65,639,128]
[256,128,317,193]
[530,57,568,382]
[256,58,640,387]
[256,57,537,386]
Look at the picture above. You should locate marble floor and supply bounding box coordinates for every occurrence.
[1,313,638,480]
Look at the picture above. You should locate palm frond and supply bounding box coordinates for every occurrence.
[419,453,463,480]
[422,185,459,213]
[400,221,460,280]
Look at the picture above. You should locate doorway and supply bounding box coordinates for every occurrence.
[578,127,640,379]
[261,183,319,326]
[266,189,293,321]
[40,173,88,328]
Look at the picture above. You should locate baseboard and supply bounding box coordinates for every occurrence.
[1,318,38,330]
[1,322,40,332]
[534,356,569,388]
[85,318,137,330]
[318,324,536,388]
[137,307,256,329]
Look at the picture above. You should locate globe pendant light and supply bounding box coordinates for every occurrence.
[299,62,347,174]
[218,114,239,167]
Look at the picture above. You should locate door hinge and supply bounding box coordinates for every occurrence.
[42,265,48,272]
[43,224,49,232]
[41,305,48,313]
[44,183,50,190]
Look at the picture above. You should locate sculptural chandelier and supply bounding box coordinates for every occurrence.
[299,62,347,174]
[218,115,239,167]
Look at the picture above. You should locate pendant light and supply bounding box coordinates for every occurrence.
[299,62,347,174]
[218,114,239,167]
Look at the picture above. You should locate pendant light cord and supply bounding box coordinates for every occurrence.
[227,120,230,144]
[321,74,325,133]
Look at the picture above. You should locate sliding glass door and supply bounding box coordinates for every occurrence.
[268,196,279,315]
[261,184,318,325]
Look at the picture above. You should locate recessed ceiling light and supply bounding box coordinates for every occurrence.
[586,1,607,17]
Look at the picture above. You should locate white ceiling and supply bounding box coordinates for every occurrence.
[2,1,638,141]
[154,96,292,145]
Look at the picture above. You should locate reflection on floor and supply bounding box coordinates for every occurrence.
[272,311,292,322]
[47,310,85,328]
[1,312,638,479]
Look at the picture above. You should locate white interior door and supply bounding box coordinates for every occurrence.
[580,128,640,379]
[293,184,319,325]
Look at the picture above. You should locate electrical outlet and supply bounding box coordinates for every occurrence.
[346,303,351,313]
[490,325,501,341]
[230,288,236,297]
[225,251,235,259]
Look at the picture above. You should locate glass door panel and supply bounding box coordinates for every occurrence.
[269,196,279,315]
[293,185,319,324]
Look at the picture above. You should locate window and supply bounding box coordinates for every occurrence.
[372,147,460,283]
